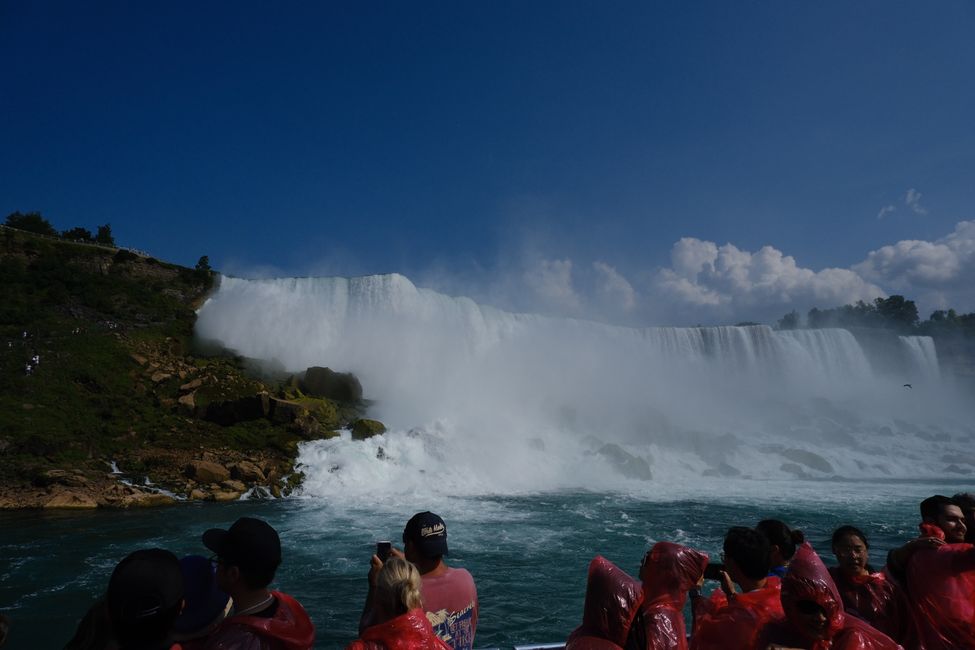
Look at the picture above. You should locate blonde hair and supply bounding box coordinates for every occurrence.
[375,557,423,618]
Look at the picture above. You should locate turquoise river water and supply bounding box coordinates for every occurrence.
[1,480,970,649]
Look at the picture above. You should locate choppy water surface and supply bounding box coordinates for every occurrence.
[1,481,969,649]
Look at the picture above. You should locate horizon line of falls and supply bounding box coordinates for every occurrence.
[195,274,974,498]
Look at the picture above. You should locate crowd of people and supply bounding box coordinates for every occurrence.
[3,493,971,650]
[568,492,975,650]
[49,511,476,650]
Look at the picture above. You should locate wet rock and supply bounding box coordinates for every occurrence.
[780,463,811,479]
[230,460,266,483]
[703,462,741,478]
[222,479,247,492]
[150,371,172,383]
[269,397,304,424]
[301,366,363,402]
[44,490,98,509]
[597,443,653,480]
[203,393,270,426]
[211,490,241,502]
[190,488,208,500]
[780,449,833,474]
[351,419,386,440]
[186,460,230,483]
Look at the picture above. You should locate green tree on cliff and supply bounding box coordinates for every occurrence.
[94,223,115,246]
[5,211,58,237]
[62,227,93,242]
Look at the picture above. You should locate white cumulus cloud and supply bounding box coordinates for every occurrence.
[653,238,885,323]
[853,220,975,311]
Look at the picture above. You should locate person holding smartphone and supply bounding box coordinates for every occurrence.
[359,512,478,650]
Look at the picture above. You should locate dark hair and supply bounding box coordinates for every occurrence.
[64,599,115,650]
[724,526,771,580]
[952,493,975,509]
[831,525,869,549]
[756,519,805,561]
[920,495,958,521]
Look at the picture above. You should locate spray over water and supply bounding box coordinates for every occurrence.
[194,274,973,498]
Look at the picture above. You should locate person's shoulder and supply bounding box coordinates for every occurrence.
[444,566,475,581]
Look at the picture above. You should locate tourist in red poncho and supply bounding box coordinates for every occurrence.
[769,543,902,650]
[347,557,450,650]
[893,495,975,650]
[628,542,708,650]
[827,526,912,646]
[565,555,645,650]
[690,527,784,650]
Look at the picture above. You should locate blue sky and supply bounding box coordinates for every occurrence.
[2,2,973,324]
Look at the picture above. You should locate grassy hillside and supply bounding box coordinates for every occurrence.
[0,227,362,507]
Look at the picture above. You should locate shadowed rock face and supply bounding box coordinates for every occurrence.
[301,366,363,402]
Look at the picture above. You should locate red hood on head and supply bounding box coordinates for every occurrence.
[642,542,708,606]
[780,544,845,641]
[579,556,644,647]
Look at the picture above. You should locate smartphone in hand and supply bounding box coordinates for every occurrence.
[376,541,392,562]
[703,562,726,580]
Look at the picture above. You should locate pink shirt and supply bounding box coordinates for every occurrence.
[420,567,478,650]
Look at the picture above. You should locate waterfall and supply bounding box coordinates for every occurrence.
[194,274,973,495]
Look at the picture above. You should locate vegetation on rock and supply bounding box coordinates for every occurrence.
[0,223,370,508]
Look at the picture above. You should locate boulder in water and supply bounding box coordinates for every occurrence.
[351,418,386,440]
[780,449,833,474]
[597,443,652,480]
[186,460,230,483]
[301,367,362,402]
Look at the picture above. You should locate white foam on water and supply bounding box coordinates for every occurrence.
[195,273,975,498]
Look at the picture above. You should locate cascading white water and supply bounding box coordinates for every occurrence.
[195,273,974,497]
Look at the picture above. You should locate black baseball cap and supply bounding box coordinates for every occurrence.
[107,549,184,624]
[403,511,449,557]
[203,517,282,574]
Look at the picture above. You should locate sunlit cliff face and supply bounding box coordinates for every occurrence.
[195,273,973,498]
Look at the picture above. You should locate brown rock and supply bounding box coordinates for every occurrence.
[37,469,90,488]
[190,488,208,500]
[211,490,241,502]
[150,371,172,383]
[186,460,230,483]
[222,479,247,492]
[180,378,203,392]
[131,353,148,366]
[178,392,196,414]
[132,493,176,507]
[44,491,98,509]
[230,460,267,483]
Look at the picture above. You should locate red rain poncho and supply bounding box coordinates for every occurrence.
[629,542,708,650]
[775,544,901,650]
[565,556,645,650]
[827,567,911,644]
[690,574,783,650]
[204,591,315,650]
[904,536,975,650]
[346,608,451,650]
